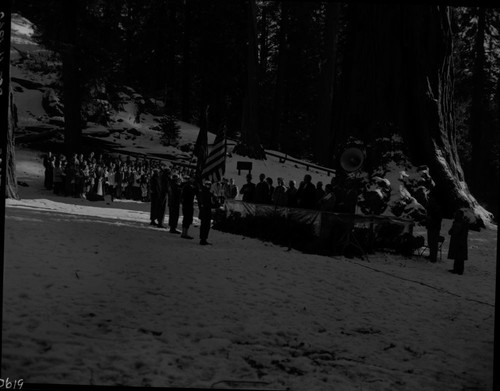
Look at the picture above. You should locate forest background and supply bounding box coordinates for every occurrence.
[8,1,500,219]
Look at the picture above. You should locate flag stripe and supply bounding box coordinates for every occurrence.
[201,133,226,180]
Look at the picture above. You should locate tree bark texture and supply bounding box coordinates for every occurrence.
[469,7,487,195]
[61,0,82,155]
[235,0,266,159]
[6,90,19,199]
[271,2,290,152]
[313,2,340,166]
[335,5,488,224]
[181,0,192,122]
[197,2,225,136]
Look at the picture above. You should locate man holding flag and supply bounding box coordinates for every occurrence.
[193,106,227,245]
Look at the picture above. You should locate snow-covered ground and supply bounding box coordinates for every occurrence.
[3,12,497,391]
[3,148,497,390]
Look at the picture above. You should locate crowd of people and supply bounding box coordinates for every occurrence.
[236,172,350,212]
[42,152,470,267]
[42,151,194,202]
[41,151,225,245]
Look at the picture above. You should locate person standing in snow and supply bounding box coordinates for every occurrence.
[297,174,317,209]
[53,160,64,195]
[286,180,298,207]
[198,179,218,245]
[149,169,161,226]
[224,178,238,200]
[425,191,443,263]
[315,181,326,207]
[157,167,171,228]
[447,209,469,275]
[43,151,54,190]
[318,184,336,211]
[240,174,256,202]
[272,177,288,206]
[180,176,197,239]
[254,173,270,204]
[168,174,182,234]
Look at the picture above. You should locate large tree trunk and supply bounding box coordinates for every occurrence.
[181,0,192,122]
[313,2,341,166]
[336,5,490,225]
[469,7,487,195]
[234,0,266,159]
[164,0,178,112]
[271,2,290,153]
[258,2,268,77]
[196,2,225,136]
[0,2,18,199]
[5,90,19,199]
[61,0,82,155]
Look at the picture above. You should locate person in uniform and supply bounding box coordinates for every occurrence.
[198,179,217,245]
[254,173,270,204]
[426,191,443,263]
[157,167,171,228]
[149,169,161,226]
[168,174,182,233]
[447,209,469,275]
[297,174,316,209]
[181,176,197,239]
[239,174,256,202]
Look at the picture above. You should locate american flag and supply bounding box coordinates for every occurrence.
[201,132,226,182]
[194,107,226,182]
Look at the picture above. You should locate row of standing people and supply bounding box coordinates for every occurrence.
[238,173,341,211]
[425,191,470,275]
[43,151,193,202]
[149,169,219,246]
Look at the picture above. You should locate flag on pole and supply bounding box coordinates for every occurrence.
[194,106,209,181]
[202,131,226,182]
[193,105,226,182]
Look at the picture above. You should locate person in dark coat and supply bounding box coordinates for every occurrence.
[318,184,336,211]
[265,177,274,204]
[149,169,161,226]
[224,178,238,200]
[254,173,270,204]
[181,177,197,239]
[297,174,317,209]
[447,209,469,275]
[272,177,288,206]
[315,181,325,206]
[43,152,54,190]
[240,174,256,203]
[157,168,171,228]
[168,174,182,234]
[198,179,218,245]
[426,191,443,263]
[286,180,298,207]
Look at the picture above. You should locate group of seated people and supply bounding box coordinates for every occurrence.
[42,151,194,202]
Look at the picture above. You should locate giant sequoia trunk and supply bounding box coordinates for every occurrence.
[5,91,19,199]
[313,2,341,166]
[181,0,192,122]
[1,5,18,200]
[271,1,290,153]
[336,5,490,225]
[469,8,488,196]
[61,0,82,155]
[234,0,266,159]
